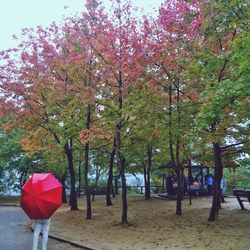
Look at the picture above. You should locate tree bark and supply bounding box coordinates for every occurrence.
[114,175,120,195]
[60,169,68,204]
[143,164,147,195]
[112,184,115,198]
[168,84,175,164]
[118,151,127,224]
[175,165,183,215]
[145,145,152,200]
[64,139,78,210]
[208,142,223,221]
[117,70,128,224]
[78,160,82,197]
[175,83,182,215]
[168,83,183,215]
[19,168,28,189]
[106,138,116,206]
[188,159,192,205]
[92,164,101,202]
[84,104,92,220]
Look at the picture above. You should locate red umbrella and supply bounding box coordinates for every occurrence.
[20,173,62,219]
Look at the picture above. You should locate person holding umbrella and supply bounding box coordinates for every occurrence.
[20,173,62,250]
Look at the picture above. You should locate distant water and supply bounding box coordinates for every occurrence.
[0,190,21,196]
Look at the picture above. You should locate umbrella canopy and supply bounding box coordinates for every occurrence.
[20,173,62,219]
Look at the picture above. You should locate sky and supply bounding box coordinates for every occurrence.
[0,0,163,51]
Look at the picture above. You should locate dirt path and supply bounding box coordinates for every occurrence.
[51,195,250,250]
[0,206,82,250]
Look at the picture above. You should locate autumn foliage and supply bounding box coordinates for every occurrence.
[0,0,249,223]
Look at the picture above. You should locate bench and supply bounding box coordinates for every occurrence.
[187,185,208,196]
[233,189,250,209]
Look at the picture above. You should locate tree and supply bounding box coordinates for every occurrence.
[187,0,250,221]
[0,23,80,210]
[123,84,168,200]
[0,117,45,193]
[138,0,203,215]
[76,0,145,224]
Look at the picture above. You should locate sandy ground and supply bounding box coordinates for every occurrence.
[1,194,250,250]
[51,195,250,250]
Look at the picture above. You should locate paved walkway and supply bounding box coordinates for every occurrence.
[0,206,82,250]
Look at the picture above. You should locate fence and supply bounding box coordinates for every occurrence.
[121,185,166,195]
[77,185,166,196]
[76,185,250,197]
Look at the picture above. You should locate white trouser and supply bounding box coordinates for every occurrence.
[32,219,50,250]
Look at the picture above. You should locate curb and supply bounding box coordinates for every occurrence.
[0,204,20,207]
[29,226,95,250]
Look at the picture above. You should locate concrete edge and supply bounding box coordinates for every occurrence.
[0,204,20,207]
[29,226,95,250]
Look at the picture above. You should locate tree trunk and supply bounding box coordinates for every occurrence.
[117,70,128,224]
[175,81,183,215]
[78,160,82,197]
[92,164,101,202]
[19,168,28,189]
[168,83,183,215]
[188,159,192,205]
[208,142,223,221]
[175,165,183,215]
[146,167,151,199]
[145,145,152,200]
[119,152,127,224]
[168,84,175,164]
[106,138,116,206]
[143,165,147,195]
[112,184,116,198]
[60,169,68,204]
[114,175,119,195]
[64,139,78,210]
[84,104,92,220]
